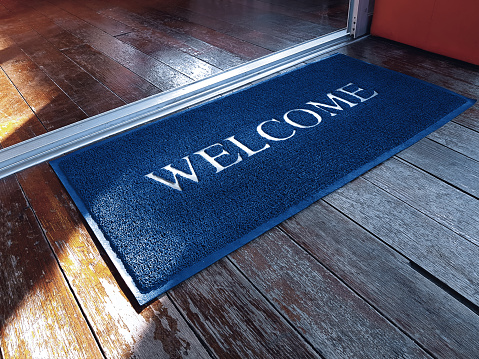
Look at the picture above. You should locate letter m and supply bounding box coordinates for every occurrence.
[306,93,357,116]
[145,156,198,191]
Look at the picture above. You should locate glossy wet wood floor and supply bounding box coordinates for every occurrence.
[2,0,479,358]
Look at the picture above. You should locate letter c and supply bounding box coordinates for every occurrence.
[283,109,322,128]
[257,119,296,141]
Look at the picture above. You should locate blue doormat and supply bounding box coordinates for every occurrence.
[51,54,475,305]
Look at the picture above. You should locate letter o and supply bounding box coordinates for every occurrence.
[283,109,322,128]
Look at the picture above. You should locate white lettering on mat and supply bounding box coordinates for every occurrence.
[145,83,378,191]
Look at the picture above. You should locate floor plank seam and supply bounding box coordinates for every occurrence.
[360,167,479,248]
[409,261,479,317]
[28,0,198,87]
[0,65,48,134]
[322,196,422,264]
[224,255,326,359]
[451,118,479,135]
[165,292,220,359]
[276,223,438,359]
[395,154,479,201]
[15,174,108,359]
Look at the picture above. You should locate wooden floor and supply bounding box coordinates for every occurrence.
[1,0,479,358]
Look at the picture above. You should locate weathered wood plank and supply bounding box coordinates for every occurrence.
[229,0,348,28]
[99,6,246,69]
[61,44,162,103]
[169,258,320,359]
[454,107,479,132]
[105,2,274,58]
[0,32,87,131]
[16,163,211,359]
[398,138,479,198]
[5,28,125,117]
[0,174,103,359]
[362,157,479,246]
[325,177,479,307]
[47,0,134,37]
[228,228,431,358]
[0,67,46,147]
[338,38,479,99]
[427,121,479,161]
[280,200,479,358]
[28,0,193,91]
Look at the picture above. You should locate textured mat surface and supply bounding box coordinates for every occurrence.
[51,54,475,304]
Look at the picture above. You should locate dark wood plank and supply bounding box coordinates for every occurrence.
[338,37,479,99]
[0,0,86,50]
[28,0,193,91]
[150,2,299,52]
[117,30,229,77]
[98,5,248,68]
[399,138,479,198]
[0,67,46,147]
[228,228,430,358]
[166,0,325,42]
[0,32,87,130]
[100,3,273,60]
[325,177,479,307]
[229,0,348,29]
[2,0,162,104]
[169,259,321,359]
[15,163,211,358]
[0,174,103,358]
[280,200,479,358]
[46,0,134,37]
[5,27,125,116]
[61,44,162,103]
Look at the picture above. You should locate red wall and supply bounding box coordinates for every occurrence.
[371,0,479,66]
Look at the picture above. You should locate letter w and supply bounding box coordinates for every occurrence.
[306,93,357,116]
[145,156,198,191]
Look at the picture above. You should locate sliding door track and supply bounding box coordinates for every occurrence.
[0,29,352,179]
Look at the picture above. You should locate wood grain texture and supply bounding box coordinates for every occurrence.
[0,67,46,147]
[100,6,247,69]
[27,0,193,91]
[169,258,320,359]
[325,177,479,307]
[16,163,211,359]
[228,0,348,28]
[362,157,479,246]
[6,28,125,116]
[108,1,274,59]
[61,44,162,103]
[0,175,103,359]
[427,121,479,161]
[149,3,298,52]
[229,228,430,358]
[398,138,479,198]
[280,200,479,358]
[46,0,134,37]
[0,32,87,131]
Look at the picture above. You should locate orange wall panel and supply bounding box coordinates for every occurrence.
[371,0,479,65]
